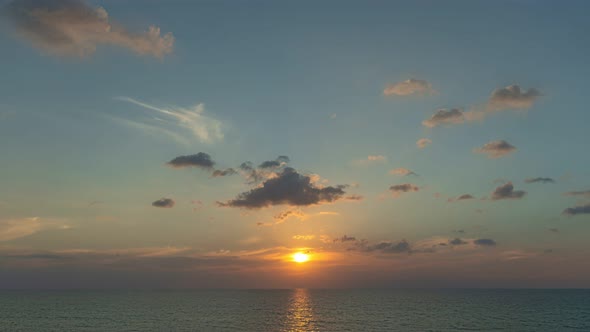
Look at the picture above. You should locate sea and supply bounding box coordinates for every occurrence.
[1,289,589,331]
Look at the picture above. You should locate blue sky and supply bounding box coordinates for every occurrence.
[0,0,589,288]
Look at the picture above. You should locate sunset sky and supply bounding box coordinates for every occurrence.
[1,0,589,288]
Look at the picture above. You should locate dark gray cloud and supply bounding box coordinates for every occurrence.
[335,235,356,243]
[525,177,555,184]
[448,194,475,202]
[3,0,174,58]
[258,156,290,169]
[365,240,412,253]
[563,190,590,198]
[390,183,419,195]
[152,198,174,208]
[562,203,590,216]
[219,167,348,209]
[212,168,237,177]
[449,238,468,245]
[167,153,215,169]
[474,140,516,158]
[488,85,542,110]
[491,182,526,200]
[422,108,465,128]
[474,238,497,246]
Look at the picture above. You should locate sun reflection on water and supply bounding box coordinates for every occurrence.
[283,288,317,332]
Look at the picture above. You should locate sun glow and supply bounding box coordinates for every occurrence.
[292,252,310,263]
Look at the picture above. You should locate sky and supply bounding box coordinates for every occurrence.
[0,0,589,289]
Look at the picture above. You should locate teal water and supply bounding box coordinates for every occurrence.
[1,289,589,331]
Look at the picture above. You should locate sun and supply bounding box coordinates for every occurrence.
[292,252,310,263]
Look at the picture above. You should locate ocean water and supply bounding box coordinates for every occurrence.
[1,289,589,331]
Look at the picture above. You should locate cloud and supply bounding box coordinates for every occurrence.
[219,167,348,209]
[116,97,223,143]
[562,203,590,216]
[449,238,468,245]
[364,240,412,253]
[548,228,559,233]
[525,177,555,184]
[273,210,307,223]
[258,156,290,169]
[389,168,418,176]
[416,138,432,149]
[212,168,237,177]
[474,238,497,246]
[389,183,419,197]
[353,155,387,166]
[422,108,465,128]
[491,182,526,200]
[383,79,435,96]
[292,235,315,241]
[167,153,215,169]
[152,198,174,208]
[487,85,542,111]
[448,194,475,202]
[334,235,356,243]
[0,217,69,241]
[563,190,590,198]
[474,140,516,158]
[3,0,174,58]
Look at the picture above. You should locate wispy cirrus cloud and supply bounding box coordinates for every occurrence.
[563,190,590,198]
[353,155,387,166]
[383,79,435,96]
[3,0,174,58]
[116,97,223,144]
[0,217,70,242]
[474,140,516,158]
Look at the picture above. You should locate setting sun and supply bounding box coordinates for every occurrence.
[292,252,310,263]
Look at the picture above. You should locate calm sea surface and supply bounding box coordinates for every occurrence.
[1,289,588,331]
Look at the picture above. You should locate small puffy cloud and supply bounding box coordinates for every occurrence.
[449,238,468,245]
[273,210,306,223]
[488,85,542,111]
[562,203,590,216]
[292,235,315,241]
[258,156,290,169]
[563,190,590,198]
[448,194,475,202]
[474,140,516,158]
[491,182,526,201]
[416,138,432,149]
[525,177,555,184]
[353,155,387,166]
[389,183,419,197]
[422,108,465,128]
[152,198,174,208]
[383,79,435,96]
[389,168,418,176]
[474,238,497,246]
[335,235,356,243]
[365,240,412,253]
[219,167,348,209]
[167,153,215,169]
[3,0,174,58]
[212,168,237,177]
